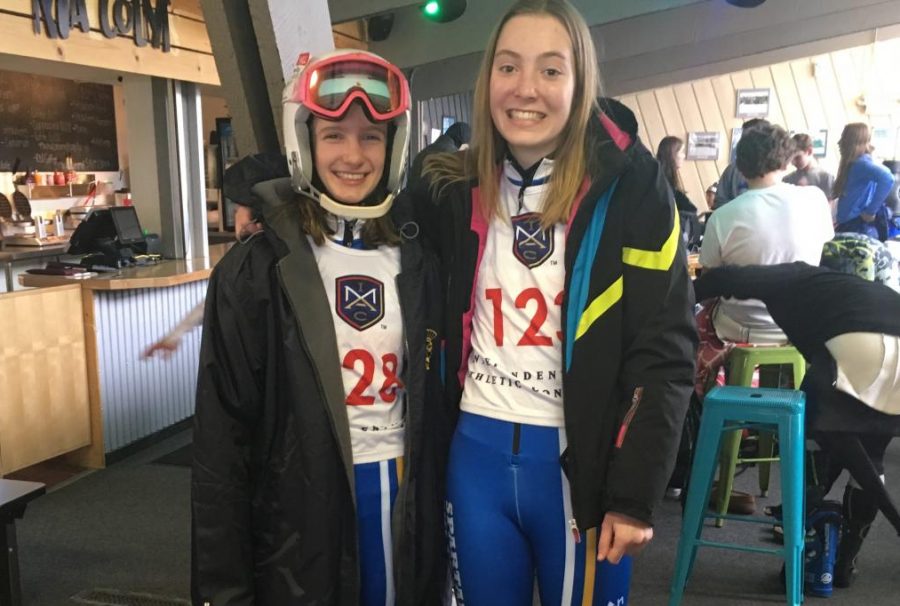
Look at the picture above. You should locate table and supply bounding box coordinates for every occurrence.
[0,479,45,606]
[0,244,69,292]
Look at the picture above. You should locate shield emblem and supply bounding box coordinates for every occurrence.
[336,275,384,331]
[511,212,554,268]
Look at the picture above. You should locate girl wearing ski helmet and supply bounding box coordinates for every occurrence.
[192,50,446,605]
[416,0,696,603]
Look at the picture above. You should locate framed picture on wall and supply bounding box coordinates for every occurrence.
[735,88,770,118]
[686,131,721,160]
[811,129,828,158]
[730,127,743,163]
[871,122,896,158]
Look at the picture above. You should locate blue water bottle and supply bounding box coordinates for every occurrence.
[804,501,842,598]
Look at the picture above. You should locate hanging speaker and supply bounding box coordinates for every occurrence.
[726,0,767,6]
[367,14,395,42]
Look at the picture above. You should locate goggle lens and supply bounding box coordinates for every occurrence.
[305,60,403,117]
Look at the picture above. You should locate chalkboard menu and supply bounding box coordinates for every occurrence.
[0,70,119,172]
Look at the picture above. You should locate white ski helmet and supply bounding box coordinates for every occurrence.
[282,49,411,219]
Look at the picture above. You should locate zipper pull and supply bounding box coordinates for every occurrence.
[569,518,582,544]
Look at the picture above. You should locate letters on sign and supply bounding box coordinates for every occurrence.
[32,0,172,52]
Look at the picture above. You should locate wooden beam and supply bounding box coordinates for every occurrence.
[2,0,219,85]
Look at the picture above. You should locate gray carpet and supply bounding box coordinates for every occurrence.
[14,431,900,605]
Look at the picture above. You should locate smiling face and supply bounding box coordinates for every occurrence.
[489,14,576,168]
[312,103,387,205]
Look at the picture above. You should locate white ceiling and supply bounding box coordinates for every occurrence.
[329,0,707,68]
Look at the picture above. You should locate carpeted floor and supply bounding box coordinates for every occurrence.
[13,430,900,605]
[151,444,192,468]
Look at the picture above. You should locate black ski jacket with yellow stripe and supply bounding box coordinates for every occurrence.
[419,108,697,530]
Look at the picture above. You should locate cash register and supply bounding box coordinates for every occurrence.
[68,206,154,269]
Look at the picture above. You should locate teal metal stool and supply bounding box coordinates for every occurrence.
[670,386,806,606]
[714,345,807,526]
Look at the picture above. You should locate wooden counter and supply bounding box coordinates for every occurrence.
[8,243,233,470]
[0,285,91,474]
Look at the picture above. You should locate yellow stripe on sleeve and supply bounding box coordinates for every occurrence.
[582,527,598,606]
[575,276,624,340]
[621,211,680,271]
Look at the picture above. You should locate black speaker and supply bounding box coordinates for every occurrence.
[367,14,395,42]
[726,0,766,6]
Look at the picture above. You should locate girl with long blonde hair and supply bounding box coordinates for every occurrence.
[419,1,696,604]
[834,122,894,239]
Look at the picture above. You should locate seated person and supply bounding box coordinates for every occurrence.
[694,261,900,589]
[700,123,834,344]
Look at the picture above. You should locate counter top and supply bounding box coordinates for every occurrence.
[18,243,232,291]
[0,244,69,262]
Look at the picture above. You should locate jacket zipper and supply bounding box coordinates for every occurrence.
[392,272,413,596]
[569,518,582,544]
[566,389,644,544]
[616,387,644,448]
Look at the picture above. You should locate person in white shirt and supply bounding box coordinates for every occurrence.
[700,123,834,344]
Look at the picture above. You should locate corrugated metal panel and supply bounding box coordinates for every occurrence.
[415,91,474,153]
[94,281,207,452]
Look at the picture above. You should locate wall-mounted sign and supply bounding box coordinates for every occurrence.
[735,88,770,118]
[32,0,171,52]
[811,128,828,158]
[686,131,721,161]
[872,125,896,159]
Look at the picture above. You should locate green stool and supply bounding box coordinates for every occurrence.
[714,345,806,527]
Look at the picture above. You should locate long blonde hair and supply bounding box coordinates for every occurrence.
[833,123,871,199]
[424,0,600,229]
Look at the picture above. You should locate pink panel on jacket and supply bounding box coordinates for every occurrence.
[458,186,489,387]
[564,112,631,236]
[599,111,632,152]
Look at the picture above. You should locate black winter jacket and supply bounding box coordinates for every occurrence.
[414,109,697,530]
[191,178,447,605]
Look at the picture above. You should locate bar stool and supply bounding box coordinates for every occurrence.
[714,345,806,526]
[669,386,806,606]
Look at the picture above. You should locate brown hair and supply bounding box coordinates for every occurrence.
[424,0,600,229]
[791,133,813,153]
[297,195,400,248]
[833,123,871,199]
[656,136,684,193]
[735,124,793,179]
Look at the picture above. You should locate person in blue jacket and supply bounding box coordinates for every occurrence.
[834,123,894,240]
